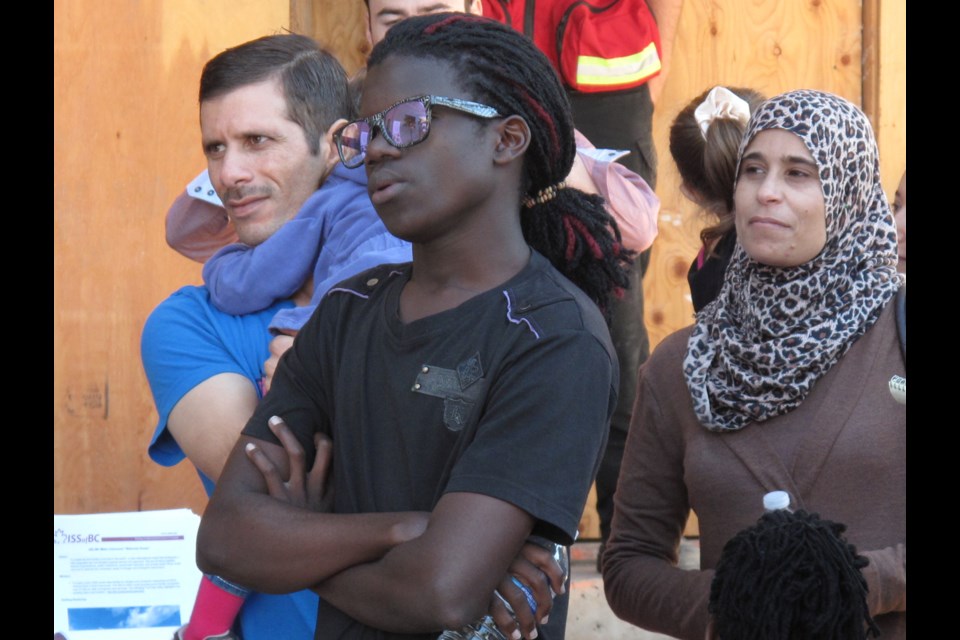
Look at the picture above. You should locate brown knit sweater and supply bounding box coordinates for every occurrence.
[603,299,906,639]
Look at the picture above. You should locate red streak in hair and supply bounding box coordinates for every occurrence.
[515,87,560,159]
[424,13,487,34]
[566,215,604,259]
[562,215,577,261]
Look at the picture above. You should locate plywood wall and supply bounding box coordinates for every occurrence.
[294,0,369,74]
[875,0,907,196]
[54,0,906,518]
[54,0,291,515]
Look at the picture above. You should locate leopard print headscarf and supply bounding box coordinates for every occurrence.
[684,90,903,432]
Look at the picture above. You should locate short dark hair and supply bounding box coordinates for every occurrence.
[199,34,352,155]
[368,13,634,319]
[709,509,880,639]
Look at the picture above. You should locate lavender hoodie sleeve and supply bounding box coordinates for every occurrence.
[201,200,326,315]
[268,165,412,333]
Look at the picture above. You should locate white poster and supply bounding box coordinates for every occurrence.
[53,509,202,640]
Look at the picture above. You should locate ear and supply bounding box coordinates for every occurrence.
[321,118,349,172]
[468,0,484,16]
[491,115,530,166]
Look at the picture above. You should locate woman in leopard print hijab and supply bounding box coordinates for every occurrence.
[603,90,905,639]
[683,89,903,432]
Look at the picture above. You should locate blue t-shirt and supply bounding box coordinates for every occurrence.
[141,285,318,639]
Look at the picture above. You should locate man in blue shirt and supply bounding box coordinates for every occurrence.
[141,34,409,640]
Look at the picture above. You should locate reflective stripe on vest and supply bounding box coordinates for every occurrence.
[575,41,661,88]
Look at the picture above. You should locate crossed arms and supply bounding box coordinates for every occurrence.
[198,417,564,637]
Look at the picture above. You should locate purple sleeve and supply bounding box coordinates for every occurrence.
[202,216,324,315]
[268,239,411,333]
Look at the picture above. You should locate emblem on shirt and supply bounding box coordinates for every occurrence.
[457,353,483,389]
[411,352,486,431]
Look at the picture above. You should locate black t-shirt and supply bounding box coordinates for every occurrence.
[244,250,618,640]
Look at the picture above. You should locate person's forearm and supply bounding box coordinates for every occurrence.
[314,555,475,634]
[198,437,426,593]
[646,0,684,104]
[164,191,237,263]
[595,163,659,253]
[602,550,713,640]
[602,370,712,640]
[648,0,683,63]
[203,244,301,314]
[199,496,420,593]
[315,492,535,634]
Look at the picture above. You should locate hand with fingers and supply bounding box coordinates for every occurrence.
[486,540,568,640]
[244,415,333,512]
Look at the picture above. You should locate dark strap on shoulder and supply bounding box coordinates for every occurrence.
[896,284,906,368]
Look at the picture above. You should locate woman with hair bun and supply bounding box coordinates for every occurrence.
[669,86,765,311]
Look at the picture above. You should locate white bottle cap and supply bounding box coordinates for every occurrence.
[763,491,791,511]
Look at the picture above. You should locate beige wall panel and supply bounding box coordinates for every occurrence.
[54,0,289,515]
[877,0,906,196]
[301,1,370,75]
[645,0,863,349]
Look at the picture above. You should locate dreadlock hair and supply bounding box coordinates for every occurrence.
[708,509,880,640]
[366,12,634,320]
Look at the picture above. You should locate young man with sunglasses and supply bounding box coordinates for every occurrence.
[198,13,624,639]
